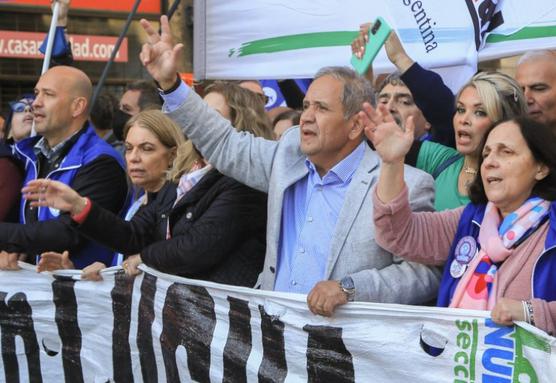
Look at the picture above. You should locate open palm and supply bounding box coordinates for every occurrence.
[22,179,84,214]
[360,103,415,163]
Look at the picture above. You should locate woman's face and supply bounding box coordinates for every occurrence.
[453,86,493,156]
[10,98,34,142]
[481,121,548,217]
[274,118,294,139]
[124,124,175,193]
[204,92,231,121]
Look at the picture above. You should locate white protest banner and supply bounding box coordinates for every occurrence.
[1,263,555,382]
[194,0,556,89]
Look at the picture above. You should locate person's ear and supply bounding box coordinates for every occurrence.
[168,147,177,168]
[348,113,365,140]
[535,163,550,181]
[71,97,87,117]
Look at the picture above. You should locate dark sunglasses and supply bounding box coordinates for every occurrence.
[9,99,34,113]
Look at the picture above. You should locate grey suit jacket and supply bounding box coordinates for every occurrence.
[168,90,441,304]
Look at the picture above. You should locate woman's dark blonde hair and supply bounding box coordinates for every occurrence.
[204,81,274,139]
[167,82,276,183]
[169,140,203,182]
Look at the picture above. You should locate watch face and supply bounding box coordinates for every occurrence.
[341,276,355,290]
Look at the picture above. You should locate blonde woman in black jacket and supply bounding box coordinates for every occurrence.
[25,82,271,287]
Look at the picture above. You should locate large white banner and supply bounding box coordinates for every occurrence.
[194,0,556,85]
[1,264,555,382]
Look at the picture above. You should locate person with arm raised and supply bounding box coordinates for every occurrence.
[363,101,556,334]
[128,16,441,317]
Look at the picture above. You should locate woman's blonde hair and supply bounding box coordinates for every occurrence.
[124,109,184,150]
[204,81,274,139]
[123,110,197,183]
[169,81,276,182]
[456,71,527,123]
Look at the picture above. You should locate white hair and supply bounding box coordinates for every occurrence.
[517,50,556,66]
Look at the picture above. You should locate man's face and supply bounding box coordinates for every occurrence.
[32,71,75,142]
[515,57,556,129]
[120,90,142,116]
[377,83,430,139]
[299,75,360,174]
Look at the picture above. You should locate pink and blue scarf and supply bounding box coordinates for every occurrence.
[449,197,550,310]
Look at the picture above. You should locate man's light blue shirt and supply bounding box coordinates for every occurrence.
[274,141,365,294]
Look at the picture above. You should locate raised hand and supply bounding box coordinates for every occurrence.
[360,103,414,164]
[351,23,413,73]
[351,22,371,59]
[51,0,71,26]
[22,179,87,216]
[139,15,184,89]
[383,31,414,73]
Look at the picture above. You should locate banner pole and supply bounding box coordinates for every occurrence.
[41,1,60,74]
[89,0,142,112]
[167,0,182,19]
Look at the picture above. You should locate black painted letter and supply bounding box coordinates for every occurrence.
[257,305,287,383]
[160,283,216,383]
[223,297,252,383]
[304,325,354,383]
[0,291,42,383]
[111,272,135,382]
[52,278,84,383]
[136,273,158,383]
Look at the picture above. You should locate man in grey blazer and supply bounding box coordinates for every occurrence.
[140,16,440,316]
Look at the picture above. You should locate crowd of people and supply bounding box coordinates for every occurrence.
[1,12,556,338]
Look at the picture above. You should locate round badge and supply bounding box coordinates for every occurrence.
[450,259,468,279]
[48,207,60,217]
[454,236,477,265]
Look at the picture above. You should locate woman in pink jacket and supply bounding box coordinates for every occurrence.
[363,102,556,335]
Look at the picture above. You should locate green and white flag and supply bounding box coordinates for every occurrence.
[194,0,556,90]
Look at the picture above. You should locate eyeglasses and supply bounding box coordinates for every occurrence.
[9,99,34,113]
[257,93,270,105]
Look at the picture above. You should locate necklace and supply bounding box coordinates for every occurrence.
[463,166,478,175]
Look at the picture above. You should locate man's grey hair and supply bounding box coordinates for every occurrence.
[517,49,556,66]
[314,66,375,119]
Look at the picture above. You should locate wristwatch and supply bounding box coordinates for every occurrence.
[340,276,355,301]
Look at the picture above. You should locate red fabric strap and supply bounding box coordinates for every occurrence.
[71,197,92,224]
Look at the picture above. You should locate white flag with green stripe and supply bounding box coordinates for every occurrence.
[194,0,556,90]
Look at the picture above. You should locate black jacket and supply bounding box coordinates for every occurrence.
[80,169,268,287]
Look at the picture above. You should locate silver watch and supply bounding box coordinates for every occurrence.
[340,276,355,301]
